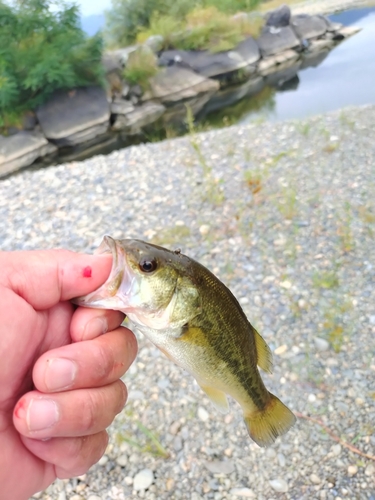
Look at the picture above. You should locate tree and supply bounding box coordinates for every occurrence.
[0,0,104,129]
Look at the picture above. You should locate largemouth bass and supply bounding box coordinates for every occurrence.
[74,236,296,447]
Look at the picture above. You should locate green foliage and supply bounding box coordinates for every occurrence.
[0,0,104,129]
[105,0,262,48]
[122,47,159,89]
[105,0,192,47]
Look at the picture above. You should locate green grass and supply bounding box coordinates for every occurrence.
[137,6,264,53]
[312,270,339,289]
[122,46,159,90]
[117,420,170,458]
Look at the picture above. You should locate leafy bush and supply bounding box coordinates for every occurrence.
[105,0,262,48]
[0,0,104,129]
[123,47,159,89]
[137,6,264,53]
[105,0,192,47]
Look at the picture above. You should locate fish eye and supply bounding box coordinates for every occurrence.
[139,257,157,273]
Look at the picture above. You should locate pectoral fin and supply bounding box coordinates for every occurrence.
[198,384,229,414]
[254,329,273,373]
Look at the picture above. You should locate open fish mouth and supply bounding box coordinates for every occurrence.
[73,235,137,311]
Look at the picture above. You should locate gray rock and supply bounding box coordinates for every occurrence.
[258,49,300,76]
[144,34,165,53]
[266,4,291,28]
[0,131,57,177]
[163,94,212,125]
[159,42,259,79]
[36,87,110,147]
[110,45,138,66]
[229,488,255,498]
[269,478,289,492]
[257,26,301,57]
[133,468,154,491]
[146,66,219,104]
[102,51,123,74]
[234,37,261,66]
[201,77,264,116]
[204,460,235,474]
[291,14,328,40]
[110,99,135,115]
[112,101,165,134]
[314,336,330,351]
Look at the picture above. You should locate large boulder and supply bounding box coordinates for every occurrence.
[0,131,57,177]
[159,39,260,79]
[145,66,219,104]
[257,26,301,57]
[291,14,328,40]
[36,87,110,147]
[112,101,166,134]
[266,5,291,28]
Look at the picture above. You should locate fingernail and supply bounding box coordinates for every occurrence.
[45,358,77,391]
[83,317,108,340]
[27,399,59,432]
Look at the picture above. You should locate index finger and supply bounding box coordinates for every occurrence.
[0,249,112,310]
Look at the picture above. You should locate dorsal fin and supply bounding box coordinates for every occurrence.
[254,329,273,373]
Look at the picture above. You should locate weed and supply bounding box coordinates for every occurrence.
[116,421,169,458]
[339,110,355,129]
[278,187,298,220]
[244,170,262,194]
[312,269,339,289]
[322,298,353,353]
[186,105,225,205]
[323,142,339,153]
[337,202,355,253]
[122,46,159,90]
[296,122,311,137]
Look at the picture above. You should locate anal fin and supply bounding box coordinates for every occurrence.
[199,384,229,414]
[254,329,273,373]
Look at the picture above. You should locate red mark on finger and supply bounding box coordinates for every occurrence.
[82,266,92,278]
[14,399,27,420]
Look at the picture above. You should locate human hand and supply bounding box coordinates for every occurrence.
[0,249,137,500]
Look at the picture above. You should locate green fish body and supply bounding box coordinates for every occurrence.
[75,236,296,447]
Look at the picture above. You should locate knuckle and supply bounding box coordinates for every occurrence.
[93,342,114,381]
[80,392,98,433]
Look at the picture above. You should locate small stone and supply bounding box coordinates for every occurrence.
[98,454,108,466]
[280,280,292,289]
[124,476,133,485]
[310,474,321,484]
[229,487,256,498]
[204,460,235,474]
[274,344,287,355]
[277,453,286,467]
[314,337,330,351]
[308,394,316,402]
[365,463,375,476]
[87,496,102,500]
[69,496,83,500]
[347,465,358,476]
[331,444,341,456]
[133,468,154,491]
[269,478,288,493]
[198,407,209,422]
[199,224,210,235]
[116,454,128,467]
[166,478,175,491]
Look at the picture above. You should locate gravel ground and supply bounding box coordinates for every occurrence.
[1,104,375,499]
[290,0,375,16]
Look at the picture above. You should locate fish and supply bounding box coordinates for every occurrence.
[74,236,296,447]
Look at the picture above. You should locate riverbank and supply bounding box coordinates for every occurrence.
[2,104,375,499]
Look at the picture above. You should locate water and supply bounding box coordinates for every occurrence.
[232,7,375,123]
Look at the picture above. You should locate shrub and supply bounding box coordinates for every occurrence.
[137,6,264,53]
[123,46,159,90]
[0,0,104,130]
[105,0,262,48]
[105,0,192,48]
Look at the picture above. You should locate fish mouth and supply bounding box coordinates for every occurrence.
[73,235,136,312]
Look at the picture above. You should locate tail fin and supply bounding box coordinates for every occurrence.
[244,393,296,447]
